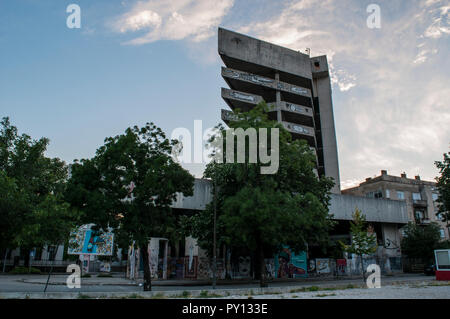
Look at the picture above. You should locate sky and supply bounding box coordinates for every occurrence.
[0,0,449,189]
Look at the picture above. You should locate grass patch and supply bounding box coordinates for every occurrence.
[9,267,40,274]
[77,294,91,299]
[81,274,91,278]
[175,291,191,298]
[289,286,320,293]
[264,291,282,295]
[97,273,113,278]
[127,293,144,299]
[315,293,336,298]
[197,290,222,298]
[151,293,166,299]
[289,284,360,294]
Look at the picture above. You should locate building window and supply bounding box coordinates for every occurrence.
[385,189,390,199]
[366,190,383,198]
[432,193,439,201]
[440,229,445,239]
[397,191,405,200]
[415,210,426,223]
[412,193,421,201]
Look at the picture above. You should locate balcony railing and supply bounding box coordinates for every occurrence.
[413,199,427,207]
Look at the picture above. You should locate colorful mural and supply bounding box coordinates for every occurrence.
[274,246,307,278]
[67,224,114,256]
[316,258,331,274]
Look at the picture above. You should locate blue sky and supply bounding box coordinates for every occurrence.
[1,0,449,188]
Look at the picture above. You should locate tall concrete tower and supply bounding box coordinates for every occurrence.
[218,27,341,193]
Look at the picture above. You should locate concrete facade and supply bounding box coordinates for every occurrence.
[342,170,450,240]
[218,28,341,193]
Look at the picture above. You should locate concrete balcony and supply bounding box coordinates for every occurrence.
[416,218,431,225]
[221,88,264,112]
[413,199,427,208]
[222,67,312,106]
[281,121,316,146]
[277,101,314,127]
[221,109,238,123]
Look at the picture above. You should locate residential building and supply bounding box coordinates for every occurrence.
[342,170,449,240]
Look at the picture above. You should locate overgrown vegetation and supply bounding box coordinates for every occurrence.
[9,266,40,274]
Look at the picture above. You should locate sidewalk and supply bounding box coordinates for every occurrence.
[0,273,439,299]
[18,272,430,287]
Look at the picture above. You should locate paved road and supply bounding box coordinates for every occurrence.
[226,283,450,299]
[0,273,436,294]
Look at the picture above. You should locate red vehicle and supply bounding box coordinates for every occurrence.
[434,249,450,281]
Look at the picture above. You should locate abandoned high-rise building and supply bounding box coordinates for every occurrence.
[218,28,341,193]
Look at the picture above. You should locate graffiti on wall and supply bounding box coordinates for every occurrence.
[68,224,114,256]
[316,258,331,274]
[274,246,307,278]
[168,258,184,279]
[231,256,251,278]
[184,256,198,279]
[265,258,275,279]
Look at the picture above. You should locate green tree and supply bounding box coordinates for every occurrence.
[0,117,78,267]
[65,123,194,291]
[184,103,335,287]
[339,208,377,282]
[400,222,442,262]
[0,172,27,256]
[435,151,450,227]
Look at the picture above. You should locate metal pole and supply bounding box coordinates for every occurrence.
[44,249,53,293]
[212,165,217,289]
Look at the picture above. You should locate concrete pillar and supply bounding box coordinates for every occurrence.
[275,72,282,122]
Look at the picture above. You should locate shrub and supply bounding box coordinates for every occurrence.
[9,266,41,274]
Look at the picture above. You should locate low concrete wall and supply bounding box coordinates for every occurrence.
[172,179,408,225]
[330,194,408,224]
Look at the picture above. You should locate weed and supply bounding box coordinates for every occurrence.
[315,293,336,298]
[151,293,166,299]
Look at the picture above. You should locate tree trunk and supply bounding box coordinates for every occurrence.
[140,244,152,291]
[259,245,267,288]
[23,248,30,268]
[360,254,366,283]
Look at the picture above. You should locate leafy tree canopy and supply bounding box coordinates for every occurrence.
[401,221,443,261]
[65,123,195,290]
[435,151,450,227]
[0,117,78,257]
[182,103,335,286]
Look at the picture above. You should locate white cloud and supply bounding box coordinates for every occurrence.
[112,0,234,44]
